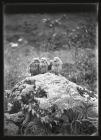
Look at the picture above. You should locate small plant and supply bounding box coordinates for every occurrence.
[60,108,83,134]
[60,106,97,135]
[35,86,47,98]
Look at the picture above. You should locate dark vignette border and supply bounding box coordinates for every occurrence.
[4,3,97,14]
[0,1,100,139]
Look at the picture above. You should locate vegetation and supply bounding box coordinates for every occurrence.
[4,13,98,136]
[4,75,98,136]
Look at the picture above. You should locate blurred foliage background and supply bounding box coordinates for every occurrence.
[4,13,97,92]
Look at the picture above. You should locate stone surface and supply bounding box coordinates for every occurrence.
[4,72,98,136]
[9,72,98,113]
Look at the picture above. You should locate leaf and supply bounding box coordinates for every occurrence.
[32,109,35,116]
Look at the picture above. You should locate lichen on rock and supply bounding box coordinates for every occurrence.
[4,72,98,135]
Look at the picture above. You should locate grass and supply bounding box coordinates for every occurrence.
[4,13,97,92]
[4,13,98,136]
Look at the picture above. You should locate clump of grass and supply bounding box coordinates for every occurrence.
[62,48,97,92]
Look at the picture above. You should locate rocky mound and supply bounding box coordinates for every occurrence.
[4,73,98,136]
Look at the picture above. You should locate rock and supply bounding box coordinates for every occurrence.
[4,112,24,123]
[4,120,19,136]
[7,72,98,114]
[91,132,98,136]
[4,73,98,135]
